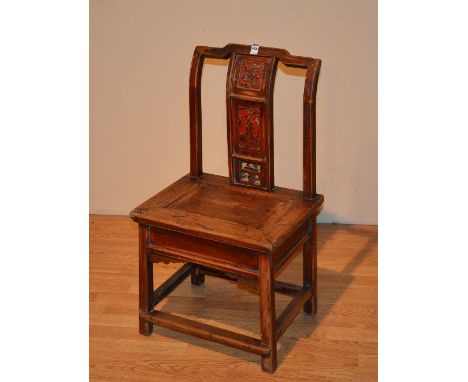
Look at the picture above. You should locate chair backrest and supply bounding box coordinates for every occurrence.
[189,43,321,199]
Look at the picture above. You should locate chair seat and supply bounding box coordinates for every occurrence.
[130,173,323,253]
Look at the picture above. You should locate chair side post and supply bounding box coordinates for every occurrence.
[189,47,205,178]
[302,60,321,200]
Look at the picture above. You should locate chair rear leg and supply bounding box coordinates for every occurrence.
[191,266,205,285]
[139,224,154,335]
[303,215,318,314]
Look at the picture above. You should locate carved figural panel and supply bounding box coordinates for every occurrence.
[238,106,261,151]
[231,99,265,158]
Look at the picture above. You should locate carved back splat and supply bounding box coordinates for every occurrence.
[189,43,321,198]
[227,53,277,190]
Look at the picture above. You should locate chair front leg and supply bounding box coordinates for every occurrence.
[259,254,277,372]
[303,215,318,314]
[139,224,154,336]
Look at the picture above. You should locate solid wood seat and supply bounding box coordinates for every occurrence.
[131,173,323,253]
[130,43,322,373]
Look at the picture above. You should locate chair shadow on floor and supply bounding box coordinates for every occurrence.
[149,225,377,368]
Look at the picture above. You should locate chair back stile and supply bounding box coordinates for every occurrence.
[188,43,321,199]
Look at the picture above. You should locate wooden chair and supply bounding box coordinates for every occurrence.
[130,43,322,372]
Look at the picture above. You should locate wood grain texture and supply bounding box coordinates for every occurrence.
[90,215,378,381]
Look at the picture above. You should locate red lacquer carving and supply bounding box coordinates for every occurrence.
[238,106,261,150]
[236,60,265,91]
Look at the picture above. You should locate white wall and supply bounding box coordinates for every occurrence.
[90,0,377,224]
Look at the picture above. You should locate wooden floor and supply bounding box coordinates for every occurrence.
[90,215,377,381]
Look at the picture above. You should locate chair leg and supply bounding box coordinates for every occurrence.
[303,215,318,314]
[139,224,153,336]
[259,254,277,372]
[190,266,205,285]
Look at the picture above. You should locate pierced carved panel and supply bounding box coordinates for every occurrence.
[234,159,264,188]
[241,161,260,172]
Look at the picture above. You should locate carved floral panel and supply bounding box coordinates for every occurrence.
[236,60,265,91]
